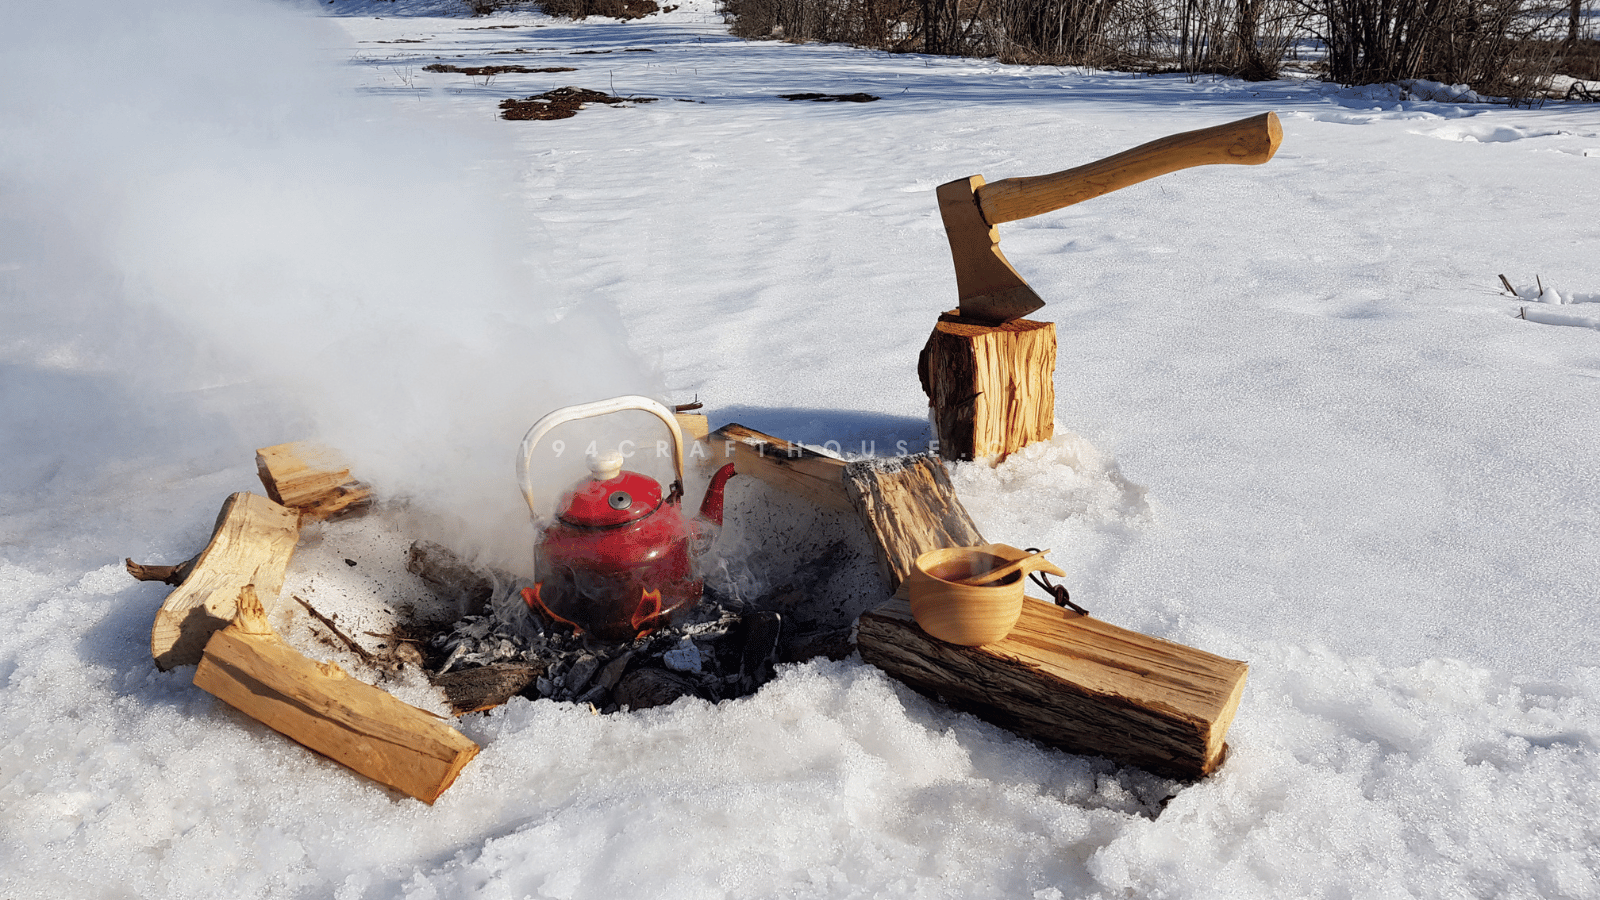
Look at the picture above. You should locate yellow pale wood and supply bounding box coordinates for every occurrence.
[675,413,717,473]
[150,492,301,671]
[255,442,372,521]
[709,423,854,512]
[918,315,1056,462]
[675,412,710,444]
[858,596,1248,779]
[194,587,479,805]
[977,112,1282,225]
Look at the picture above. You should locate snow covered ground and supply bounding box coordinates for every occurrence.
[4,0,1600,896]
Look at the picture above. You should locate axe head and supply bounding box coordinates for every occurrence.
[937,175,1045,326]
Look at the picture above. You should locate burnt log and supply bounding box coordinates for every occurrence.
[433,662,546,715]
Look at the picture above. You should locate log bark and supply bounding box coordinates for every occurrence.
[842,454,986,596]
[255,442,372,522]
[918,312,1056,462]
[857,597,1247,780]
[432,662,546,716]
[150,492,301,671]
[405,540,496,616]
[194,586,479,804]
[708,423,853,512]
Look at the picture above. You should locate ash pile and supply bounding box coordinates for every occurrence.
[426,590,782,714]
[409,532,864,715]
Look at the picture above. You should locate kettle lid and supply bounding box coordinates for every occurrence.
[557,452,664,527]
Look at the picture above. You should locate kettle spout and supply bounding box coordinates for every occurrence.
[698,463,737,527]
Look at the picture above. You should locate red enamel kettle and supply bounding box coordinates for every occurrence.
[516,396,735,641]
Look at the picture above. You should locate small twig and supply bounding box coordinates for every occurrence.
[294,595,377,664]
[367,630,424,644]
[1537,274,1545,298]
[1498,274,1517,296]
[125,556,196,586]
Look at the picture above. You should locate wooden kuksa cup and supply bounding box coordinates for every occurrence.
[906,544,1040,646]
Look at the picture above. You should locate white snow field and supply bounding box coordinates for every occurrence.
[3,0,1600,896]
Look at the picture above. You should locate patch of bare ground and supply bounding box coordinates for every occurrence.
[779,92,879,102]
[499,86,658,120]
[423,63,577,75]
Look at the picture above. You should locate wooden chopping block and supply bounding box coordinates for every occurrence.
[918,312,1056,463]
[858,596,1247,780]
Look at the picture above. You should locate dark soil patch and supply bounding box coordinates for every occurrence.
[779,92,879,102]
[499,86,658,120]
[572,47,657,54]
[423,63,577,75]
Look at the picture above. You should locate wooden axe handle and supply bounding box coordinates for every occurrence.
[977,112,1282,226]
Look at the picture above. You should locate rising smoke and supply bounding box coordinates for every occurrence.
[0,0,659,568]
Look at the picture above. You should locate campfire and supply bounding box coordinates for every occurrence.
[409,538,791,714]
[132,114,1288,801]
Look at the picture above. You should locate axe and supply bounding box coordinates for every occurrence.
[938,111,1283,325]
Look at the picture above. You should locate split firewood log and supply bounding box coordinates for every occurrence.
[194,586,480,804]
[255,442,372,522]
[149,492,300,671]
[918,312,1056,462]
[858,596,1247,780]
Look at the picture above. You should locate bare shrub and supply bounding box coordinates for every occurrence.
[538,0,660,19]
[1298,0,1571,93]
[718,0,1587,100]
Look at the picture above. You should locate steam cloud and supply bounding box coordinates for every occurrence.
[0,0,658,568]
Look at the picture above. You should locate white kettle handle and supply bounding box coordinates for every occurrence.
[516,395,686,517]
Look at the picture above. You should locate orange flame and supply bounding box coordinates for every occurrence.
[630,588,663,639]
[523,584,585,634]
